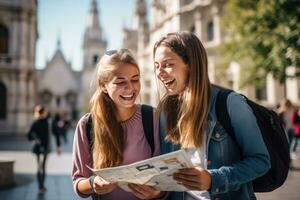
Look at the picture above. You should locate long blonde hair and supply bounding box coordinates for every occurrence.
[89,49,139,168]
[153,32,211,148]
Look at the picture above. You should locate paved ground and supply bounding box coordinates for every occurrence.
[0,129,300,200]
[0,129,81,200]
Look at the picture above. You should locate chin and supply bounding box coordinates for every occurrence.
[122,102,136,108]
[166,89,179,96]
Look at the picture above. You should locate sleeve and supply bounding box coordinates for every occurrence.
[209,93,271,194]
[153,108,161,157]
[27,121,36,141]
[71,115,93,198]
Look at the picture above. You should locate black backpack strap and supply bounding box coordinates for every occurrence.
[216,89,236,142]
[85,113,93,152]
[141,104,155,155]
[86,107,155,155]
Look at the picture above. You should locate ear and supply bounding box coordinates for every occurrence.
[100,84,108,93]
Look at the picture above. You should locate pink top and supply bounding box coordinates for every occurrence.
[72,105,161,200]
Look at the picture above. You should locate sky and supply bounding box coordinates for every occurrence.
[36,0,146,71]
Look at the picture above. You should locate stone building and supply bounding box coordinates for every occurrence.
[37,39,80,120]
[37,0,106,120]
[0,0,106,135]
[0,0,38,134]
[80,0,107,113]
[124,0,300,107]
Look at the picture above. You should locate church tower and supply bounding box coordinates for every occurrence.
[0,0,38,134]
[81,0,107,113]
[135,0,149,59]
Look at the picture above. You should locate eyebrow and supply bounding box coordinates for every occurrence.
[115,74,140,80]
[163,58,175,62]
[155,57,175,63]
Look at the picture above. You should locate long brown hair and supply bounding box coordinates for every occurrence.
[89,49,139,168]
[153,32,211,148]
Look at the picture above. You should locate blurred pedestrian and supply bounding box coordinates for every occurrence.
[27,105,54,194]
[291,106,300,159]
[278,99,295,151]
[61,112,71,143]
[51,113,62,154]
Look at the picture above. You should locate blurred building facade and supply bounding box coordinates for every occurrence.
[37,0,106,121]
[0,0,106,135]
[0,0,38,134]
[80,0,107,113]
[123,0,299,107]
[37,38,80,121]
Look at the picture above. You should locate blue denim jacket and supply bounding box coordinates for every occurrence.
[161,86,271,200]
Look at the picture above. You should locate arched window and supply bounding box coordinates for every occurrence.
[207,21,214,41]
[255,86,267,101]
[39,90,52,104]
[0,82,7,119]
[92,54,99,65]
[190,25,195,34]
[0,25,9,54]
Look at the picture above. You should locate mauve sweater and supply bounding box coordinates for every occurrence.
[72,105,161,200]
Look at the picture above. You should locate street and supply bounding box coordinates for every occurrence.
[0,129,300,200]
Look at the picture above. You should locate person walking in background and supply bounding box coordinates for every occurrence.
[27,105,60,194]
[153,32,270,199]
[61,112,71,143]
[291,106,300,160]
[278,99,295,157]
[72,49,164,200]
[51,113,62,154]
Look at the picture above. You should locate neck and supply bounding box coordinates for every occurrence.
[116,105,137,122]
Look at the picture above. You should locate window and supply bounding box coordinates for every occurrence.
[0,25,9,54]
[144,93,151,104]
[40,90,52,104]
[56,97,61,107]
[93,54,99,65]
[0,82,7,119]
[181,0,193,6]
[255,87,267,101]
[207,21,214,41]
[190,25,195,34]
[145,79,151,87]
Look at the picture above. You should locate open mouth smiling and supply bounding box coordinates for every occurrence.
[120,93,135,100]
[163,79,175,87]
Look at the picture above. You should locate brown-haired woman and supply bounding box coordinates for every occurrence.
[153,32,270,200]
[72,49,164,200]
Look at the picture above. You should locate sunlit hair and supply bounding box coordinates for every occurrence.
[89,49,140,168]
[153,32,211,148]
[33,105,47,120]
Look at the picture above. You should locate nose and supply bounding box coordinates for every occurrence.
[124,81,133,91]
[156,65,167,78]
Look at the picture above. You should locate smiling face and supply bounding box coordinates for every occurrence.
[102,63,140,110]
[154,46,189,95]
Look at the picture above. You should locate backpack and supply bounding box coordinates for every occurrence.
[216,88,290,192]
[85,104,155,155]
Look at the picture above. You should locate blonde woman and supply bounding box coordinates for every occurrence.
[72,49,164,200]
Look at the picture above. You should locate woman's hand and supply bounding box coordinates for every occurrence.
[128,183,164,199]
[92,176,117,195]
[173,167,211,191]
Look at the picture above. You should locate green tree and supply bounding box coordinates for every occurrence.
[221,0,300,88]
